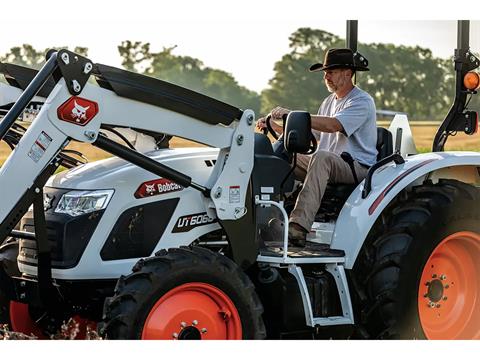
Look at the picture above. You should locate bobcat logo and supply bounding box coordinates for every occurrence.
[145,183,156,195]
[134,178,184,198]
[43,193,54,211]
[57,97,98,125]
[71,101,90,121]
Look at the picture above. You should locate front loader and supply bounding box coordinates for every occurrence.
[0,20,479,339]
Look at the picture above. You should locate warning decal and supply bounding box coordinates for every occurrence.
[28,131,52,163]
[229,185,240,203]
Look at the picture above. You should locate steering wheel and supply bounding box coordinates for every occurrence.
[262,114,282,140]
[263,113,317,155]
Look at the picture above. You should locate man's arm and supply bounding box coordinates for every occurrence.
[266,106,344,134]
[311,115,343,133]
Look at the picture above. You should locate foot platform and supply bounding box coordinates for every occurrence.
[260,241,345,258]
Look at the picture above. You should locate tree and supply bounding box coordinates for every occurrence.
[0,45,88,69]
[261,28,344,114]
[357,43,453,119]
[261,28,457,120]
[117,41,261,115]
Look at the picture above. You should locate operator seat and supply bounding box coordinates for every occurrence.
[252,133,295,197]
[316,127,393,221]
[376,127,393,160]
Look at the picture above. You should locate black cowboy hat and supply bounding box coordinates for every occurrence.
[309,48,369,72]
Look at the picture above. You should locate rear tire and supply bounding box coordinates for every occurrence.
[100,246,266,339]
[355,179,480,339]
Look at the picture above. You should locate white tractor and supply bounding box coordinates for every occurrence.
[0,20,478,339]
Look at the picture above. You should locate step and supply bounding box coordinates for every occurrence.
[258,241,345,264]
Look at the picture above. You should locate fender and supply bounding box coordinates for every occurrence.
[331,151,480,269]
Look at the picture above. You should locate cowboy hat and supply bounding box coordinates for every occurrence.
[309,48,369,72]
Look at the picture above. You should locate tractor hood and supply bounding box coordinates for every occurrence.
[47,147,220,191]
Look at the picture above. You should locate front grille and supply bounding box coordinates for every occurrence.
[18,187,105,269]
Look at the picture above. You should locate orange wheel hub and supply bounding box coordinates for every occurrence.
[141,282,242,340]
[418,231,480,339]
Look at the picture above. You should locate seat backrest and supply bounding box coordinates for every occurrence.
[253,132,274,155]
[376,127,393,160]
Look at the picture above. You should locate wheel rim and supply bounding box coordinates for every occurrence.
[141,282,242,340]
[418,231,480,339]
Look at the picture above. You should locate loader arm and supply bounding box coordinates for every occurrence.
[0,50,257,268]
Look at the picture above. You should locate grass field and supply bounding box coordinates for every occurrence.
[410,125,480,152]
[1,125,479,165]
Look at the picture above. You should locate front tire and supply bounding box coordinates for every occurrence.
[355,179,480,339]
[100,247,266,339]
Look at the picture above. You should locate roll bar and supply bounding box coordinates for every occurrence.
[432,20,479,151]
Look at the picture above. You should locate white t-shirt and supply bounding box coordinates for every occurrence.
[315,86,377,166]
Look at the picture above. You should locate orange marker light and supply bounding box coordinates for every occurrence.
[464,71,480,90]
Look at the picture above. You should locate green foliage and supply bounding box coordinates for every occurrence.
[0,45,88,69]
[357,43,454,119]
[261,28,345,114]
[261,28,461,121]
[117,41,261,115]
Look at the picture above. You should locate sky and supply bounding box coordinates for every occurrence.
[1,1,479,93]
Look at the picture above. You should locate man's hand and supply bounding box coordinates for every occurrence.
[256,115,284,134]
[271,106,291,120]
[256,116,267,131]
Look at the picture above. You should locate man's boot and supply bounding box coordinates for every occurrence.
[288,222,307,247]
[268,219,307,248]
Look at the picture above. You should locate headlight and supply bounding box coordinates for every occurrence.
[55,189,114,217]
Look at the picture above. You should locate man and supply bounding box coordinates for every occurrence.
[257,48,377,247]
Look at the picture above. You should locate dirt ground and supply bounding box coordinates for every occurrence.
[1,126,479,165]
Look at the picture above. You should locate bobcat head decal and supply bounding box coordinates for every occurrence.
[57,96,98,126]
[71,100,90,121]
[145,183,156,195]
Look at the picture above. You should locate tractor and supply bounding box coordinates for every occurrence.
[0,20,478,339]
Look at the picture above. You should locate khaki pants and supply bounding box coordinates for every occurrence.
[289,150,369,231]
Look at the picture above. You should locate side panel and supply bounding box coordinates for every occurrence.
[331,151,480,269]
